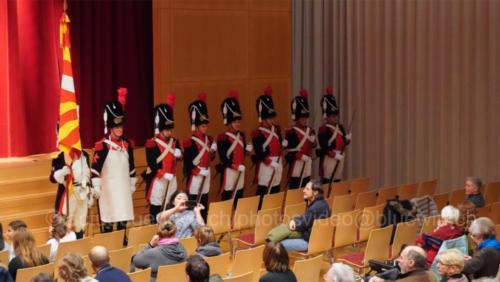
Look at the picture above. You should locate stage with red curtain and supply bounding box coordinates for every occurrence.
[0,0,153,157]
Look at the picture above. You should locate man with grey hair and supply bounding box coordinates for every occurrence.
[369,245,437,282]
[89,246,131,282]
[463,176,485,208]
[324,263,355,282]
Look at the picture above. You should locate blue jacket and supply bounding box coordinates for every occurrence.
[94,265,131,282]
[478,236,500,250]
[293,195,331,241]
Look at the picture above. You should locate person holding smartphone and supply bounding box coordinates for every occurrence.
[156,191,205,238]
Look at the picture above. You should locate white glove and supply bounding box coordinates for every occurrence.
[300,155,311,162]
[174,148,182,158]
[199,168,209,177]
[245,144,253,153]
[237,165,245,172]
[210,143,217,153]
[163,173,174,181]
[92,186,101,199]
[346,133,352,141]
[281,139,288,147]
[130,177,137,193]
[334,151,344,161]
[270,161,280,170]
[54,166,71,184]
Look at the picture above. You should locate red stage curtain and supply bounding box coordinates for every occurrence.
[0,0,153,157]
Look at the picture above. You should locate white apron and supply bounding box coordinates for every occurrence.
[257,156,283,187]
[222,167,244,191]
[99,148,134,222]
[290,157,312,178]
[323,155,344,181]
[188,169,211,195]
[149,177,178,207]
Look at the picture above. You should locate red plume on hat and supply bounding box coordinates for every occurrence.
[166,92,176,107]
[263,86,273,96]
[325,85,333,95]
[300,88,309,98]
[117,87,128,107]
[198,92,207,102]
[228,89,239,100]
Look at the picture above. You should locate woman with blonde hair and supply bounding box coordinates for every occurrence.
[436,249,467,281]
[8,227,49,280]
[194,226,221,257]
[47,214,77,262]
[58,253,96,282]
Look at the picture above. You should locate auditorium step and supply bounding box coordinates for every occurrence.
[0,209,53,230]
[0,191,56,216]
[0,176,56,197]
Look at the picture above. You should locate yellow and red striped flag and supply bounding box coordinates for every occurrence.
[57,12,81,154]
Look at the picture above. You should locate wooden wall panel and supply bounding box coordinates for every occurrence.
[153,0,291,202]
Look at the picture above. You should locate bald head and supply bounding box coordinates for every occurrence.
[397,245,428,273]
[89,246,110,270]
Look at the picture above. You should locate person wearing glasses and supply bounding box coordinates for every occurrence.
[436,249,467,282]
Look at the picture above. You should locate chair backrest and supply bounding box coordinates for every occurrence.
[0,250,8,265]
[233,196,260,231]
[254,207,281,245]
[16,262,55,282]
[129,225,158,250]
[109,246,134,273]
[55,237,92,264]
[477,205,491,218]
[156,261,187,281]
[449,189,465,206]
[432,192,450,211]
[223,271,254,282]
[330,194,354,214]
[398,183,418,200]
[283,202,306,223]
[333,209,362,248]
[92,230,125,251]
[420,215,440,234]
[358,204,385,242]
[350,177,370,197]
[232,245,265,281]
[261,192,285,211]
[285,189,304,206]
[417,179,438,197]
[292,254,323,282]
[391,220,419,258]
[376,186,398,205]
[490,202,500,224]
[495,224,500,241]
[205,252,231,277]
[32,227,50,246]
[128,267,152,282]
[307,217,335,255]
[180,236,198,256]
[330,180,351,197]
[207,199,233,235]
[364,225,393,264]
[37,244,51,260]
[354,191,377,210]
[484,181,500,206]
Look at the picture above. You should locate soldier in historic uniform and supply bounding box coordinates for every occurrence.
[251,86,284,208]
[50,148,92,239]
[216,90,252,204]
[284,88,316,190]
[144,93,182,224]
[183,92,215,220]
[91,87,136,235]
[317,86,351,186]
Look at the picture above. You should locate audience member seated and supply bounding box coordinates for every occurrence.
[266,181,330,252]
[185,254,223,282]
[370,246,437,282]
[58,253,97,282]
[30,272,54,282]
[0,223,9,257]
[157,191,205,238]
[436,249,467,282]
[133,219,187,280]
[457,201,477,253]
[416,205,462,265]
[46,214,77,262]
[463,177,485,208]
[194,226,222,257]
[462,217,500,280]
[259,242,297,282]
[7,227,49,281]
[323,263,355,282]
[89,246,131,282]
[0,262,12,282]
[4,220,27,261]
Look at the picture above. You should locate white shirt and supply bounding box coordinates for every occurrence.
[46,231,77,262]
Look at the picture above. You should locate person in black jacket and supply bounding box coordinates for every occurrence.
[144,93,182,223]
[259,241,297,282]
[266,181,331,252]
